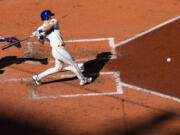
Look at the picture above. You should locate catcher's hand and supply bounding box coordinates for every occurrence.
[6,37,21,48]
[10,37,21,48]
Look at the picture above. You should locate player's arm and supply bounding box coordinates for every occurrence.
[32,23,55,37]
[32,25,49,44]
[32,19,57,37]
[41,19,57,33]
[42,23,55,33]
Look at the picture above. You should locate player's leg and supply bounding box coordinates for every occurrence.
[64,63,85,72]
[32,59,63,85]
[54,47,92,85]
[54,47,84,79]
[38,59,63,79]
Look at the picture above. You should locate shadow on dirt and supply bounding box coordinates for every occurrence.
[0,106,179,135]
[41,52,112,85]
[41,76,77,85]
[0,70,4,74]
[0,114,63,135]
[83,52,112,81]
[0,56,48,74]
[102,111,180,135]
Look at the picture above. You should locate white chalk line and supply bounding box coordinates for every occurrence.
[26,37,117,64]
[26,37,114,45]
[0,72,119,82]
[24,56,116,64]
[121,83,180,102]
[31,71,123,99]
[115,16,180,47]
[0,72,123,99]
[34,92,122,99]
[113,72,122,93]
[64,37,114,43]
[108,38,117,59]
[2,72,180,102]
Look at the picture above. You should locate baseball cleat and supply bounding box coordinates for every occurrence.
[32,75,41,85]
[80,77,92,86]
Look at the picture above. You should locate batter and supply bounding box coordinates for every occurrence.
[32,10,92,85]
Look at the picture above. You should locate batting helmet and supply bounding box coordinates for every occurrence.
[40,10,55,21]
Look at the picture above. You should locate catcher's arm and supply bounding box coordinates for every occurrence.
[0,36,16,43]
[1,36,32,50]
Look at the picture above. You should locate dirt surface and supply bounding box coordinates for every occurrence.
[108,19,180,98]
[0,0,180,135]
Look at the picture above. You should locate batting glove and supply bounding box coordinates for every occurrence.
[32,29,43,37]
[38,32,46,40]
[32,31,39,37]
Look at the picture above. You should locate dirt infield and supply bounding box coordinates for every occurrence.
[0,0,180,135]
[108,18,180,98]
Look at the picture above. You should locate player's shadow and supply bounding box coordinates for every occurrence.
[0,56,48,74]
[41,52,112,85]
[83,52,112,81]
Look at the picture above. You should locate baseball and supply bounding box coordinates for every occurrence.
[167,58,171,62]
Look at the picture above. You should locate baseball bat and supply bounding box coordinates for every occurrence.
[1,35,33,50]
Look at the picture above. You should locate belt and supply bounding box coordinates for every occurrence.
[57,43,65,47]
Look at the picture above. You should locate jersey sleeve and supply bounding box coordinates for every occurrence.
[50,19,59,29]
[37,25,45,31]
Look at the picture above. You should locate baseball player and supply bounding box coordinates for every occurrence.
[32,10,92,85]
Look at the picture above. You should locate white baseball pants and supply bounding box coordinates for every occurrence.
[37,46,85,81]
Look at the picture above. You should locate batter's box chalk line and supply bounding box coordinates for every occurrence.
[25,37,117,64]
[29,71,123,99]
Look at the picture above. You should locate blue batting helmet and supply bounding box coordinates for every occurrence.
[40,10,55,21]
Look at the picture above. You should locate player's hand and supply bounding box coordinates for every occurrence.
[32,31,40,37]
[38,32,46,40]
[32,29,44,37]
